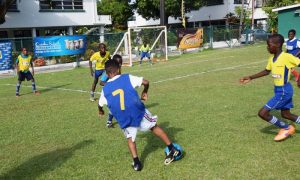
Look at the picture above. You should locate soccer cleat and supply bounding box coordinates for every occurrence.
[89,97,95,102]
[164,148,179,165]
[106,122,113,128]
[16,94,20,98]
[274,125,296,142]
[132,162,142,171]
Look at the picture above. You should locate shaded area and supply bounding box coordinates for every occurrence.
[138,122,184,165]
[38,83,72,94]
[1,140,94,180]
[145,103,159,109]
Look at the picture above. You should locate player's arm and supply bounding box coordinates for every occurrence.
[240,69,270,84]
[30,57,35,76]
[89,60,94,77]
[15,58,19,72]
[141,79,149,101]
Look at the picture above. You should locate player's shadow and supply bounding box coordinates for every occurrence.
[38,83,72,94]
[145,103,159,109]
[1,139,94,180]
[138,122,184,165]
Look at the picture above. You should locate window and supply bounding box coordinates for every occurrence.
[205,0,224,6]
[7,0,18,12]
[39,0,83,11]
[234,0,248,4]
[255,0,263,8]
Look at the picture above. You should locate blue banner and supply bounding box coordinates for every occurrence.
[34,35,87,57]
[0,41,13,70]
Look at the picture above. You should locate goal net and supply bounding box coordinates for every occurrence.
[113,26,168,66]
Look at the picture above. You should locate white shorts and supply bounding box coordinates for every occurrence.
[122,109,157,142]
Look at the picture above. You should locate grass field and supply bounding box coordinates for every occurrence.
[1,44,300,179]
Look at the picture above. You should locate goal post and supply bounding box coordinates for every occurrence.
[113,26,168,67]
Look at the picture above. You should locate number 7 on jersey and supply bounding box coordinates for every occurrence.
[112,89,125,110]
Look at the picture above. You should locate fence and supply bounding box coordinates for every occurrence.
[0,24,270,70]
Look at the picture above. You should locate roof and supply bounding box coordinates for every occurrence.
[272,4,300,12]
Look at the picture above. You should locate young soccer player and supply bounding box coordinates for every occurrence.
[15,48,40,97]
[98,60,182,171]
[89,43,111,101]
[99,54,123,128]
[286,29,300,81]
[240,34,300,142]
[139,42,152,65]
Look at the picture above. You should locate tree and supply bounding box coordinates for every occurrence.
[97,0,133,30]
[0,0,15,24]
[133,0,205,27]
[262,0,300,32]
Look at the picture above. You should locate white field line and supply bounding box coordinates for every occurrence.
[152,60,265,84]
[1,61,265,94]
[130,56,235,73]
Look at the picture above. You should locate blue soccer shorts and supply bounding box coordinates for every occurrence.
[94,69,104,79]
[141,52,150,59]
[264,83,294,110]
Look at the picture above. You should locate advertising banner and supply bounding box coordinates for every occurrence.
[177,28,203,49]
[34,35,87,57]
[0,41,13,70]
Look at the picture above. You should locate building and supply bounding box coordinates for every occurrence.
[0,0,111,50]
[128,0,268,29]
[272,4,300,39]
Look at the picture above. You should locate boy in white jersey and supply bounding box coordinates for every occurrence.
[98,60,183,171]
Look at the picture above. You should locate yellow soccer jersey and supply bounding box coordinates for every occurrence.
[90,51,110,70]
[17,55,32,72]
[139,45,150,52]
[266,52,300,86]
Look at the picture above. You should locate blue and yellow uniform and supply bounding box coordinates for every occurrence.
[139,44,151,63]
[90,51,110,78]
[264,52,300,110]
[102,74,145,129]
[16,54,33,81]
[286,38,300,57]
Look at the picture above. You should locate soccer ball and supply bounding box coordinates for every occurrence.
[164,143,183,161]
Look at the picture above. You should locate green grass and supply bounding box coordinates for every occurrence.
[1,44,300,179]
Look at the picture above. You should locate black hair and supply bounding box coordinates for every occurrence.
[288,29,296,35]
[112,54,123,66]
[105,59,120,75]
[99,43,106,48]
[268,34,284,46]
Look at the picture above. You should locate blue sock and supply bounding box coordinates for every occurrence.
[32,82,36,92]
[16,83,21,95]
[107,113,113,123]
[269,116,289,129]
[296,116,300,124]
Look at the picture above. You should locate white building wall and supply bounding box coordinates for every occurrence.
[128,0,268,27]
[0,0,111,29]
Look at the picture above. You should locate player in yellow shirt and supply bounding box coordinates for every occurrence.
[139,42,152,65]
[15,48,40,97]
[89,43,111,101]
[240,34,300,142]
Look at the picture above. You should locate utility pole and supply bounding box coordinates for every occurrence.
[238,0,244,43]
[160,0,165,26]
[252,0,255,29]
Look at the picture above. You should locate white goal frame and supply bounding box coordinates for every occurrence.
[113,26,168,67]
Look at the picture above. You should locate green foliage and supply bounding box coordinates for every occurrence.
[263,0,300,32]
[97,0,133,30]
[134,0,205,25]
[235,6,252,28]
